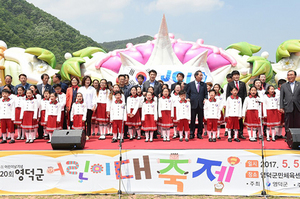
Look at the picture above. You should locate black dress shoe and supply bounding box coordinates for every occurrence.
[213,138,216,142]
[234,138,240,142]
[228,138,232,142]
[189,134,194,139]
[9,140,15,144]
[224,131,228,136]
[239,135,246,139]
[204,131,207,136]
[197,135,203,139]
[123,136,129,139]
[1,140,7,143]
[208,138,212,142]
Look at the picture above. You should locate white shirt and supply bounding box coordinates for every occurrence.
[57,93,66,111]
[78,86,97,110]
[45,101,61,122]
[215,94,225,108]
[171,92,180,107]
[175,100,191,120]
[126,95,140,116]
[290,81,295,93]
[71,102,87,121]
[20,98,38,120]
[263,94,280,116]
[0,98,15,120]
[204,99,221,120]
[35,94,42,108]
[96,89,109,104]
[141,100,157,121]
[158,96,174,118]
[242,96,261,117]
[15,95,25,108]
[110,100,126,121]
[107,93,125,112]
[225,96,242,117]
[39,99,49,118]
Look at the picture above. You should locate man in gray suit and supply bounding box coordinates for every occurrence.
[280,70,300,136]
[142,70,162,97]
[37,73,52,97]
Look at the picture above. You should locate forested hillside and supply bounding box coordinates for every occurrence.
[0,0,152,67]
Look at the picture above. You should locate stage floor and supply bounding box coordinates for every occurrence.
[0,128,290,151]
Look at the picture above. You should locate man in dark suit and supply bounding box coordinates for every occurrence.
[171,72,186,92]
[0,75,14,95]
[226,70,247,139]
[14,74,31,94]
[186,70,208,139]
[280,70,300,136]
[142,70,162,97]
[37,73,52,97]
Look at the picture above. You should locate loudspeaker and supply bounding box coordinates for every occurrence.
[287,128,300,149]
[51,130,86,150]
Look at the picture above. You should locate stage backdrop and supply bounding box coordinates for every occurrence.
[0,149,300,196]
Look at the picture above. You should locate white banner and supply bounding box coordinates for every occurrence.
[120,64,213,86]
[0,149,300,196]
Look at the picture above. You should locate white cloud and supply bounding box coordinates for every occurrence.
[146,0,224,15]
[26,0,131,23]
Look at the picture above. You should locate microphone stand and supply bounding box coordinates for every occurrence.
[257,100,267,197]
[118,101,127,199]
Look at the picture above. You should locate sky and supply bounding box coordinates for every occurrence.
[26,0,300,62]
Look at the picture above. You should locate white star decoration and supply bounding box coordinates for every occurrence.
[119,15,213,85]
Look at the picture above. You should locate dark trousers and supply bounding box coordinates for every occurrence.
[38,124,44,138]
[190,106,204,136]
[285,104,300,135]
[85,109,93,136]
[239,118,244,135]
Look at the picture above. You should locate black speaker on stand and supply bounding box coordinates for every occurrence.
[286,128,300,149]
[51,130,86,150]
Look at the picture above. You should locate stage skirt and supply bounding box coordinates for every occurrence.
[278,110,284,125]
[263,109,280,127]
[142,115,157,131]
[56,111,64,129]
[21,111,36,130]
[226,117,240,130]
[92,109,97,123]
[39,110,46,126]
[173,107,178,124]
[218,111,225,124]
[46,115,58,132]
[1,119,14,133]
[72,115,85,130]
[14,107,22,125]
[158,110,173,128]
[177,119,189,131]
[112,120,123,134]
[244,110,260,127]
[96,103,109,123]
[207,119,218,131]
[126,108,141,127]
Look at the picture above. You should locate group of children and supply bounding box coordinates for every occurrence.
[0,83,86,144]
[0,76,286,144]
[204,79,285,143]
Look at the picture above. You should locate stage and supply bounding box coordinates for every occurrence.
[0,128,299,196]
[0,129,290,151]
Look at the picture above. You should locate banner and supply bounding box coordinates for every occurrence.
[0,149,300,196]
[119,63,213,86]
